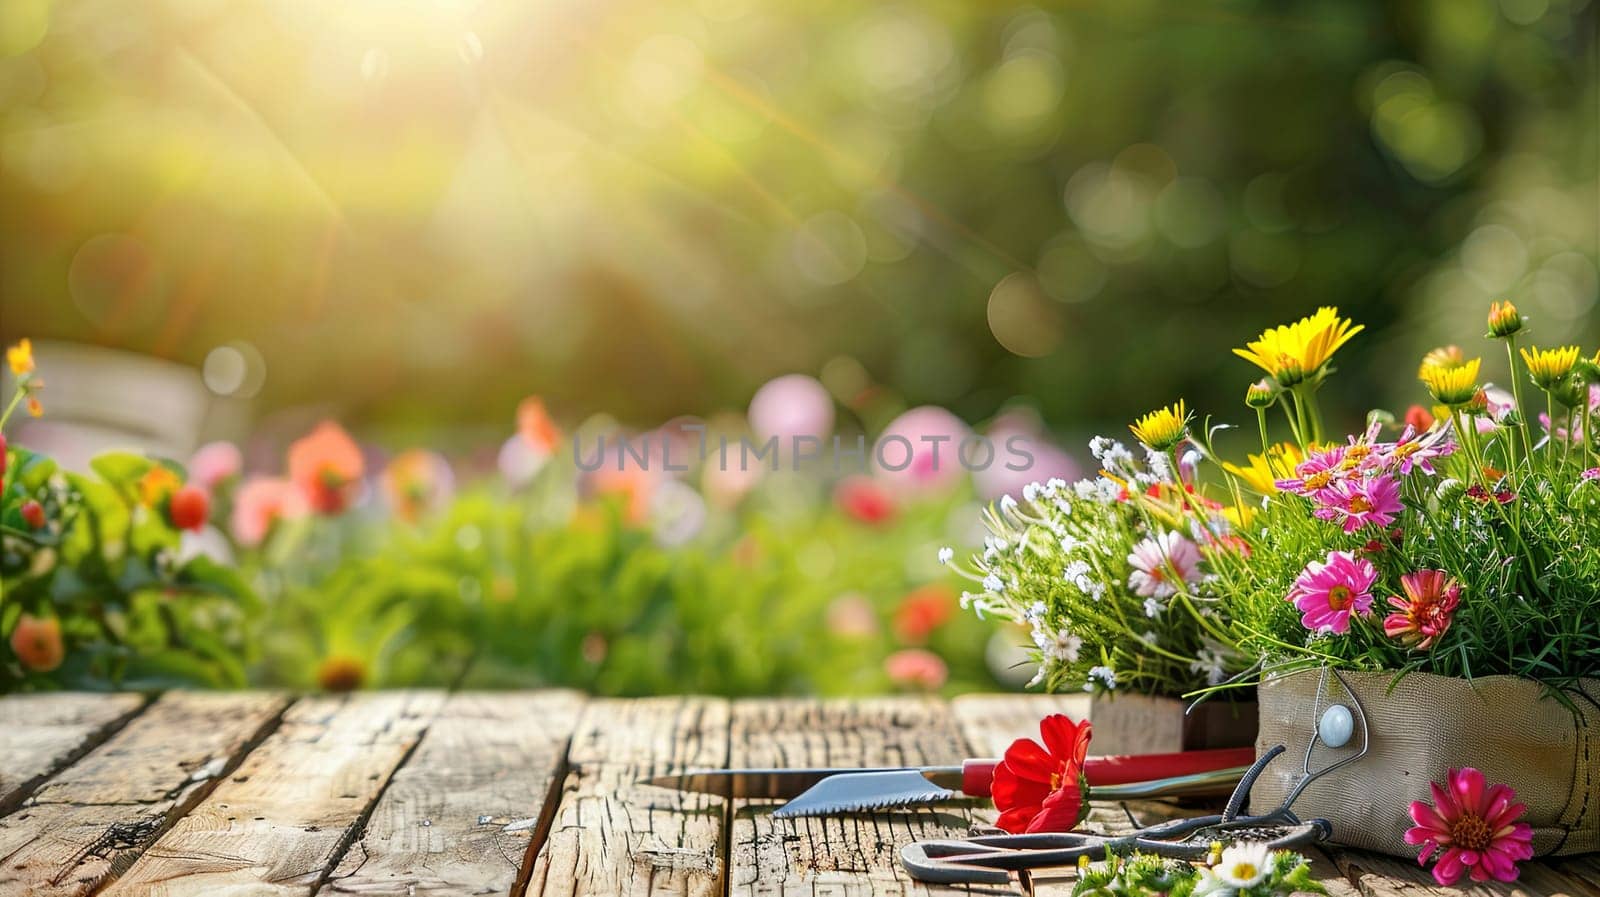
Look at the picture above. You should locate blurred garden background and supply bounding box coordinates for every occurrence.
[0,0,1596,694]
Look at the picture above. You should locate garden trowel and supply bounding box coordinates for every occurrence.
[643,746,1253,818]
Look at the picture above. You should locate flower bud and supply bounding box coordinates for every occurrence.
[1245,379,1275,409]
[1486,300,1524,338]
[1435,478,1466,503]
[19,499,45,529]
[167,485,210,532]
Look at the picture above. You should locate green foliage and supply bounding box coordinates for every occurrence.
[250,479,997,695]
[1,445,255,690]
[1072,848,1325,897]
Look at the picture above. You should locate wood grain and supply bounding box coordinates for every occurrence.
[0,693,146,815]
[100,691,444,897]
[0,691,289,897]
[726,697,1017,897]
[522,697,729,897]
[949,692,1190,757]
[323,691,583,896]
[1326,844,1600,897]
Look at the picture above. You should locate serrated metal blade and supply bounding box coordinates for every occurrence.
[771,770,956,818]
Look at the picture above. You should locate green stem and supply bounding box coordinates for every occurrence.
[1505,338,1535,464]
[1256,408,1270,458]
[1546,392,1557,467]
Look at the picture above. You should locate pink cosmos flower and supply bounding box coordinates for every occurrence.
[1583,467,1600,483]
[1405,767,1534,886]
[1287,550,1377,634]
[1313,474,1403,533]
[230,476,309,547]
[1126,531,1203,599]
[1383,570,1461,650]
[1378,426,1455,476]
[1274,445,1349,498]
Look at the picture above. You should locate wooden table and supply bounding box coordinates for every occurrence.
[1,691,1596,896]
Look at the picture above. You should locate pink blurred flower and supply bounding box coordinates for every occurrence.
[231,476,309,547]
[188,441,242,494]
[1287,550,1377,634]
[826,593,880,639]
[499,435,549,488]
[874,406,970,492]
[702,458,764,509]
[835,475,897,525]
[973,417,1081,502]
[1406,767,1533,886]
[749,374,834,443]
[884,649,948,691]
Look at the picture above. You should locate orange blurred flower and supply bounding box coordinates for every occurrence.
[288,421,365,514]
[517,397,562,455]
[316,655,366,691]
[893,584,955,643]
[10,614,63,672]
[1404,404,1435,432]
[589,466,655,526]
[25,396,42,418]
[139,466,181,507]
[381,449,454,522]
[6,338,34,376]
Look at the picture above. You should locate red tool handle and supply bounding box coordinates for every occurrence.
[960,746,1254,797]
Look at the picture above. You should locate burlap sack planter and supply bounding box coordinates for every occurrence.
[1251,669,1600,858]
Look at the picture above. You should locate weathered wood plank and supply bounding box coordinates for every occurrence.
[523,697,728,897]
[1326,845,1600,897]
[0,691,289,897]
[101,691,445,897]
[0,693,146,815]
[323,691,583,896]
[949,693,1191,757]
[727,697,1017,897]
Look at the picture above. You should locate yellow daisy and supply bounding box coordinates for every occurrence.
[1221,442,1305,495]
[1233,307,1363,387]
[1129,400,1190,451]
[1420,356,1481,407]
[1417,345,1467,379]
[1519,345,1580,390]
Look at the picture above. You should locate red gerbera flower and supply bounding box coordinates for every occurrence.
[1383,569,1461,650]
[991,713,1092,833]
